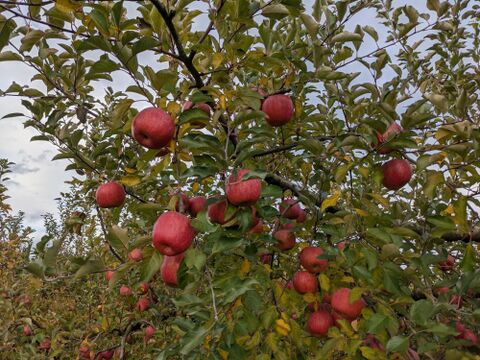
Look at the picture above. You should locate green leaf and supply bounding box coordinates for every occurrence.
[20,30,44,52]
[180,325,210,355]
[262,4,290,18]
[426,323,457,337]
[75,258,104,278]
[184,248,206,270]
[409,300,435,325]
[25,260,45,278]
[89,9,110,35]
[300,13,318,37]
[106,225,128,254]
[0,51,22,62]
[43,240,62,268]
[331,31,363,43]
[425,93,448,113]
[140,252,162,282]
[460,245,476,273]
[386,336,409,353]
[0,19,16,52]
[367,313,388,334]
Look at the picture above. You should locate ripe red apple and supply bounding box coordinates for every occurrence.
[248,220,264,234]
[144,325,155,343]
[95,182,126,208]
[262,94,294,126]
[435,287,450,296]
[189,196,206,217]
[38,338,51,352]
[449,294,462,308]
[23,325,32,336]
[136,297,150,312]
[336,241,346,251]
[462,330,478,346]
[331,288,365,320]
[128,248,143,262]
[299,246,328,273]
[274,229,296,251]
[331,310,344,327]
[226,169,262,206]
[258,253,272,264]
[306,310,333,337]
[119,285,132,296]
[279,199,301,219]
[323,293,332,304]
[439,255,455,272]
[207,197,234,224]
[292,271,318,294]
[97,350,114,360]
[375,122,402,154]
[456,321,466,335]
[131,107,175,149]
[285,280,294,290]
[105,270,115,282]
[79,345,91,359]
[153,211,196,256]
[160,252,185,287]
[382,159,412,190]
[182,101,211,115]
[138,282,150,295]
[296,209,307,223]
[174,193,190,213]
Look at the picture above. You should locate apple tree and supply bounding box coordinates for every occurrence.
[1,0,480,358]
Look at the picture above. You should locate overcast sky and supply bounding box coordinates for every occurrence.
[0,0,430,240]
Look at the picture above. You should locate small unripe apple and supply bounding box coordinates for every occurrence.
[160,252,185,287]
[375,122,402,154]
[105,270,115,282]
[153,211,196,256]
[23,325,32,336]
[119,285,131,296]
[331,288,365,320]
[95,182,126,208]
[292,271,318,294]
[136,297,150,312]
[131,107,175,149]
[138,282,150,295]
[306,310,333,337]
[207,197,234,225]
[299,246,328,273]
[274,229,296,251]
[144,325,155,343]
[262,94,294,126]
[226,169,262,206]
[188,196,207,217]
[279,199,301,219]
[173,193,190,213]
[382,159,412,190]
[128,248,143,262]
[439,255,455,272]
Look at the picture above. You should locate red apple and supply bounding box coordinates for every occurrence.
[95,182,126,208]
[449,294,462,308]
[331,288,365,320]
[336,241,346,251]
[331,310,344,327]
[226,169,262,206]
[462,330,478,346]
[285,280,294,290]
[153,211,196,256]
[252,86,268,99]
[136,297,150,312]
[160,252,185,287]
[323,293,332,304]
[97,350,114,360]
[259,253,272,264]
[296,209,307,223]
[128,248,143,262]
[138,282,150,295]
[306,310,333,337]
[131,107,175,149]
[375,122,402,154]
[189,196,207,217]
[435,287,450,296]
[299,246,328,273]
[262,94,294,126]
[38,338,51,351]
[439,255,455,272]
[182,101,211,115]
[144,325,155,343]
[105,270,115,282]
[79,346,91,359]
[119,285,131,296]
[23,325,32,336]
[248,220,264,234]
[174,193,190,213]
[207,197,234,225]
[382,159,412,190]
[456,321,466,335]
[279,199,301,219]
[274,229,296,251]
[292,271,318,294]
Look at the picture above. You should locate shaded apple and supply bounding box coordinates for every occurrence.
[160,252,185,287]
[138,282,150,295]
[262,94,294,126]
[38,338,51,352]
[363,334,384,351]
[292,271,318,294]
[382,159,412,190]
[97,350,114,360]
[336,241,346,251]
[173,193,190,213]
[131,107,175,149]
[207,197,235,225]
[248,220,264,234]
[188,196,207,217]
[279,199,301,219]
[299,246,328,273]
[331,288,365,320]
[105,270,115,282]
[182,100,211,114]
[119,285,131,296]
[439,254,454,272]
[258,252,272,264]
[274,229,296,251]
[23,325,32,336]
[306,310,333,337]
[144,325,155,344]
[79,345,91,359]
[153,211,196,256]
[375,122,402,154]
[128,248,143,262]
[296,209,307,223]
[95,182,126,208]
[136,297,150,312]
[226,169,262,206]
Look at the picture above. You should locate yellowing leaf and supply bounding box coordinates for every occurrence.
[354,208,369,217]
[321,189,341,212]
[218,349,229,360]
[55,0,81,13]
[275,319,291,336]
[212,53,223,68]
[318,273,330,292]
[124,167,137,174]
[101,317,109,331]
[240,259,251,275]
[341,276,355,283]
[167,101,181,116]
[120,175,141,187]
[303,292,318,303]
[192,182,200,193]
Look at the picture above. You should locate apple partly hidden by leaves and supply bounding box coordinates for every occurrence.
[439,254,455,272]
[226,169,262,206]
[79,345,90,359]
[138,282,150,295]
[279,199,302,219]
[38,338,51,352]
[382,159,412,190]
[23,325,31,336]
[97,350,114,360]
[105,270,115,282]
[173,192,190,213]
[127,248,143,262]
[375,122,402,154]
[95,182,126,208]
[207,197,234,225]
[261,94,294,127]
[136,297,150,312]
[160,252,185,287]
[131,107,175,149]
[188,196,206,217]
[292,271,318,294]
[274,229,296,251]
[182,100,211,115]
[306,310,333,337]
[152,211,196,256]
[299,246,328,273]
[144,325,155,343]
[258,252,272,264]
[331,288,365,320]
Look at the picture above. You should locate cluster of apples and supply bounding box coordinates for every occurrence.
[374,122,413,191]
[285,245,366,337]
